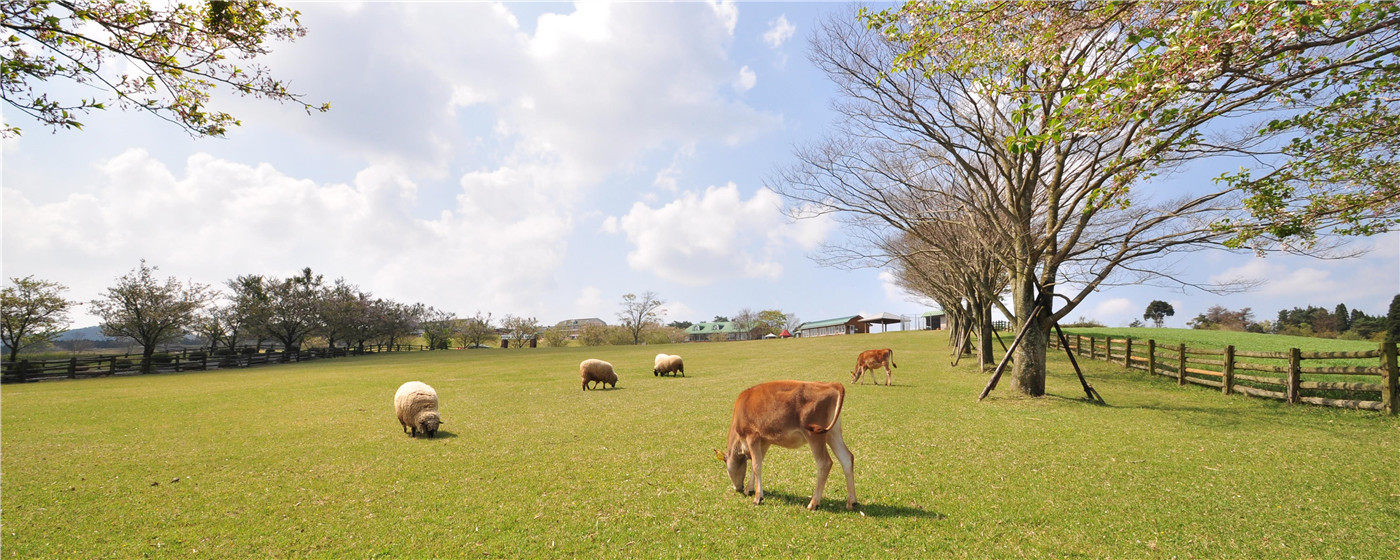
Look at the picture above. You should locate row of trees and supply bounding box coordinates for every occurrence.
[1187,301,1396,341]
[2,262,454,371]
[777,3,1400,395]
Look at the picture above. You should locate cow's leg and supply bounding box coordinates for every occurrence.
[884,363,893,386]
[807,434,833,511]
[748,438,768,505]
[826,420,858,510]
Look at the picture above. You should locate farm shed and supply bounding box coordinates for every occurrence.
[795,316,867,338]
[860,312,909,332]
[922,310,945,330]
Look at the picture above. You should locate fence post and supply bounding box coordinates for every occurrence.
[1147,339,1156,376]
[173,353,181,372]
[1287,348,1301,404]
[1222,345,1235,395]
[68,357,77,379]
[108,356,116,376]
[1124,338,1133,368]
[1089,337,1097,360]
[1380,342,1397,415]
[1177,344,1186,386]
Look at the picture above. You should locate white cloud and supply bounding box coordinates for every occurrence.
[606,184,835,286]
[659,300,696,322]
[573,286,608,318]
[232,3,778,182]
[879,270,910,303]
[1210,260,1340,296]
[763,14,796,49]
[707,0,738,35]
[1091,297,1135,325]
[652,144,695,192]
[2,150,571,321]
[735,65,757,92]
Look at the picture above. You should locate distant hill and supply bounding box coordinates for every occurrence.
[57,325,118,341]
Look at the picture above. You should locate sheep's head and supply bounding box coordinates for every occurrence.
[714,447,748,493]
[418,411,441,437]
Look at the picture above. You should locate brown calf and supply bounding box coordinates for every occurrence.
[714,380,857,511]
[851,348,897,385]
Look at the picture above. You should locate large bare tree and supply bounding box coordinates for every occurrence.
[782,13,1279,396]
[617,291,665,345]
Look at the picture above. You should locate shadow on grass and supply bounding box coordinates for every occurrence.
[583,386,626,391]
[758,490,945,519]
[1041,392,1111,407]
[406,430,459,440]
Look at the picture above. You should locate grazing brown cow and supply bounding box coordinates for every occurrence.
[851,348,897,386]
[714,380,857,511]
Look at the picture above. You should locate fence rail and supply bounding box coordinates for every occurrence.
[1,344,428,384]
[1051,335,1398,415]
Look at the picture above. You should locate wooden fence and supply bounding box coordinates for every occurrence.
[1050,335,1398,414]
[0,343,428,384]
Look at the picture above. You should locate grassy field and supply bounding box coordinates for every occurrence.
[2,330,1397,558]
[1061,327,1384,357]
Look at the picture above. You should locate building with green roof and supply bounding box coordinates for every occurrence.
[794,315,868,338]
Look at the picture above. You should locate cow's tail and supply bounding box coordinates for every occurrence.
[808,384,845,434]
[889,349,897,368]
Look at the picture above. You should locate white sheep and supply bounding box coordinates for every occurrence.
[579,359,617,390]
[653,354,684,377]
[394,381,442,437]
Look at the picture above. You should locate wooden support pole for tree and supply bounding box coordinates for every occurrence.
[1177,344,1187,386]
[1054,322,1102,403]
[1381,342,1397,415]
[1287,348,1302,403]
[1147,339,1156,376]
[978,305,1042,401]
[1222,345,1235,395]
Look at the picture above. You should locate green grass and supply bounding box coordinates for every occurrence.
[1061,327,1383,357]
[3,331,1397,558]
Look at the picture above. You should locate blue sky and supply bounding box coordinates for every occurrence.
[3,2,1396,329]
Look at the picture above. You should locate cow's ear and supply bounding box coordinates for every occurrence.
[713,448,726,462]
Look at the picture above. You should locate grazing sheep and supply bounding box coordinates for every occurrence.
[394,381,442,438]
[653,354,684,377]
[580,359,617,390]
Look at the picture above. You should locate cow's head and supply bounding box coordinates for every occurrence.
[714,447,748,493]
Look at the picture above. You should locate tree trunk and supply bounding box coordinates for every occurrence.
[977,304,994,371]
[141,345,155,374]
[1009,274,1048,396]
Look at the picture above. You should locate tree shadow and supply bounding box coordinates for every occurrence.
[1041,392,1111,407]
[758,490,945,519]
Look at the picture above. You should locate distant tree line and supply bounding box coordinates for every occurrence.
[1187,298,1399,341]
[1,262,460,371]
